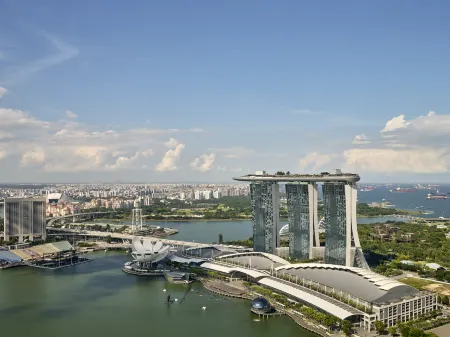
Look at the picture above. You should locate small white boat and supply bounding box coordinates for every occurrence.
[163,289,167,292]
[202,306,206,310]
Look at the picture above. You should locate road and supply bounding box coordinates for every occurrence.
[47,228,247,250]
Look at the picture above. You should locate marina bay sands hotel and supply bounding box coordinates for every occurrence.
[233,169,368,268]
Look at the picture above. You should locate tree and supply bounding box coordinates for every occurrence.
[374,320,386,334]
[388,326,397,336]
[275,171,285,175]
[342,320,352,336]
[442,295,449,305]
[218,233,223,244]
[105,235,112,243]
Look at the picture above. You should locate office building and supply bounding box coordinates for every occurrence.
[3,197,46,243]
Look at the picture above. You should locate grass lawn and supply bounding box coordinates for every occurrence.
[399,277,450,295]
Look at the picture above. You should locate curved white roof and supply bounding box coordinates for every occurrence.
[200,262,269,279]
[259,278,358,320]
[274,263,418,304]
[217,251,290,265]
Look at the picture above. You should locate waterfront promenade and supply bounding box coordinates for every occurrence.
[201,279,337,337]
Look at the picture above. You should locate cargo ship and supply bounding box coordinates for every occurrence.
[426,191,447,200]
[390,187,417,193]
[359,186,375,192]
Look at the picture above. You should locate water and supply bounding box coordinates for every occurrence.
[0,252,314,337]
[358,185,450,218]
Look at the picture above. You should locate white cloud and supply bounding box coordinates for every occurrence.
[0,106,202,173]
[164,138,179,148]
[66,110,77,119]
[381,115,408,133]
[0,87,7,98]
[20,149,45,167]
[216,166,227,171]
[0,108,50,130]
[230,168,243,172]
[190,153,216,172]
[155,143,185,172]
[299,152,336,172]
[352,134,370,145]
[106,149,154,170]
[344,148,450,173]
[343,111,450,174]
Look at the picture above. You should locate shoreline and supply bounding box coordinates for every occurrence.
[200,279,326,337]
[94,215,419,222]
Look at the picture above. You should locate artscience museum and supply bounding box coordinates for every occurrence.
[131,237,170,265]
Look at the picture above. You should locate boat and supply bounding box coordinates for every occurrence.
[359,186,375,192]
[390,187,417,193]
[426,191,447,200]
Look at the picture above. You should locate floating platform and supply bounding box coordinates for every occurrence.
[122,267,167,276]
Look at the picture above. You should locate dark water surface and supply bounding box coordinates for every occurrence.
[0,252,315,337]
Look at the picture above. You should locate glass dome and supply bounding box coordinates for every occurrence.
[251,297,271,313]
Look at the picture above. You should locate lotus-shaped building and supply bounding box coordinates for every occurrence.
[131,237,170,264]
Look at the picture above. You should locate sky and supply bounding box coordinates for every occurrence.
[1,1,450,183]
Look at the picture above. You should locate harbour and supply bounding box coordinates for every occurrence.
[0,251,315,337]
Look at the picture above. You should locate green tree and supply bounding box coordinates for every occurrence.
[275,171,285,175]
[341,320,352,336]
[442,295,449,305]
[105,235,112,243]
[387,325,397,336]
[374,320,386,334]
[218,233,223,244]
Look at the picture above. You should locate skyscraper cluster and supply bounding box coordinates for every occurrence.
[234,170,366,268]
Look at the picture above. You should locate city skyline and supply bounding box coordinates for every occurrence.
[1,1,450,183]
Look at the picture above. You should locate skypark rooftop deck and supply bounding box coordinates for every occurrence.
[233,172,360,183]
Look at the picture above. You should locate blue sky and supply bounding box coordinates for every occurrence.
[1,1,450,183]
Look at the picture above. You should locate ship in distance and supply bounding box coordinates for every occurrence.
[390,187,417,193]
[426,191,448,200]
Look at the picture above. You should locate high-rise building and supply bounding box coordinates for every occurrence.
[3,197,46,243]
[322,182,359,266]
[234,170,365,268]
[250,181,280,253]
[286,183,319,260]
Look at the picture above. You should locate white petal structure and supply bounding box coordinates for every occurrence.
[131,237,170,263]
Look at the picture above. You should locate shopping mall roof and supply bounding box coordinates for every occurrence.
[200,262,269,279]
[259,277,362,320]
[216,252,290,270]
[275,263,418,305]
